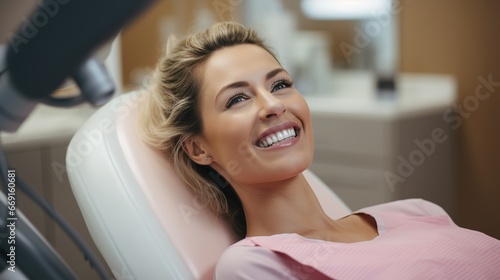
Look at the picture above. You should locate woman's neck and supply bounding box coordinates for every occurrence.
[235,173,341,238]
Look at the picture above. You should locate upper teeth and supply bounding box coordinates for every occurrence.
[258,128,296,148]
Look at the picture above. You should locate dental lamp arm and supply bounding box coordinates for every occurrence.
[0,0,157,132]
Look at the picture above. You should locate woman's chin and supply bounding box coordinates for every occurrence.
[240,158,312,185]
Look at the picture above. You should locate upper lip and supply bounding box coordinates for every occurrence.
[255,120,299,145]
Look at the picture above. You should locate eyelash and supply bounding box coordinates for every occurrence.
[271,78,294,92]
[225,93,248,108]
[225,78,294,109]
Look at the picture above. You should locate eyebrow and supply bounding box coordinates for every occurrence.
[215,68,287,102]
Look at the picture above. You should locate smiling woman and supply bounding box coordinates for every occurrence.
[139,22,500,279]
[138,22,288,239]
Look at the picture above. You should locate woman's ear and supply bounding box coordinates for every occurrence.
[183,136,212,165]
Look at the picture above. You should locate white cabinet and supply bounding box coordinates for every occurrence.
[306,73,456,217]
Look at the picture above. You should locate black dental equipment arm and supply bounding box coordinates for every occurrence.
[0,0,157,132]
[0,0,157,279]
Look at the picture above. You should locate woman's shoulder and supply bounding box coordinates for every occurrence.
[215,240,331,280]
[214,242,291,279]
[356,198,453,220]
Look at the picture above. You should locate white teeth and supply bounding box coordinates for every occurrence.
[258,128,297,148]
[283,130,290,138]
[277,132,284,141]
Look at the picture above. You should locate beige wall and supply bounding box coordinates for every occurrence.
[400,0,500,239]
[120,0,235,87]
[120,0,175,87]
[0,1,38,44]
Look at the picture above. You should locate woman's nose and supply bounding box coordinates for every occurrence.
[257,90,286,120]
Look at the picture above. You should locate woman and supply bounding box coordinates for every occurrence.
[140,22,500,279]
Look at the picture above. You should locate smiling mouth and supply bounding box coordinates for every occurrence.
[257,127,298,148]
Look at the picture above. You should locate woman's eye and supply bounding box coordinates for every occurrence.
[271,79,293,93]
[226,93,248,108]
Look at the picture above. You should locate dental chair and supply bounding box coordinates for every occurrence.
[66,91,351,280]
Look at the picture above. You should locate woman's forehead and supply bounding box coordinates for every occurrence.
[200,44,281,93]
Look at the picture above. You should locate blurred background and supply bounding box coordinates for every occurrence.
[1,0,499,278]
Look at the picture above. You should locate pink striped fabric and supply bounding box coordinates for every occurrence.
[215,199,500,279]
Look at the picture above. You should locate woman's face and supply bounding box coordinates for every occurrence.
[194,44,314,187]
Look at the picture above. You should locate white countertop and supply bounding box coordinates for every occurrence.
[1,103,97,149]
[305,72,456,120]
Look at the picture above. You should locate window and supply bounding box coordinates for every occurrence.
[301,0,390,20]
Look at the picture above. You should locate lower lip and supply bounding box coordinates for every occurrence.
[256,130,300,150]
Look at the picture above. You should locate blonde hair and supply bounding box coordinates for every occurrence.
[139,22,277,239]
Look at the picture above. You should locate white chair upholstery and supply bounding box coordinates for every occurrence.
[66,92,351,280]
